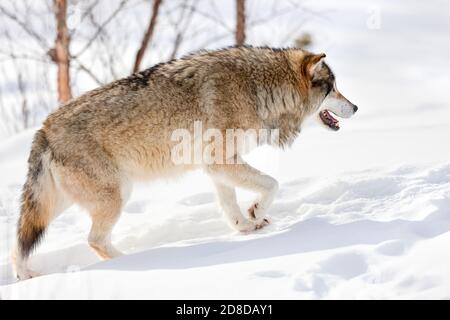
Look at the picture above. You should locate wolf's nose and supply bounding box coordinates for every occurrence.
[353,105,358,113]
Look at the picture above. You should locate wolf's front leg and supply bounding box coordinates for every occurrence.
[207,156,278,227]
[211,180,268,232]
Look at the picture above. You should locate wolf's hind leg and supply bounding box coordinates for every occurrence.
[87,196,124,260]
[54,155,129,260]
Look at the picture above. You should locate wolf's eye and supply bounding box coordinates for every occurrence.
[312,80,332,96]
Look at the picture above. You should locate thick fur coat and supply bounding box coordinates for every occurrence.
[14,46,357,280]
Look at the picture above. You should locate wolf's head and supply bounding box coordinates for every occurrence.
[303,53,358,131]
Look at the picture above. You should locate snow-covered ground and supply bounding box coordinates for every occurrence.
[1,0,450,299]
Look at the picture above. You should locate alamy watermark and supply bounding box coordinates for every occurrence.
[171,121,280,165]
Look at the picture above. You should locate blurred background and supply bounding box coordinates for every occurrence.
[0,0,314,137]
[1,1,450,297]
[1,0,448,139]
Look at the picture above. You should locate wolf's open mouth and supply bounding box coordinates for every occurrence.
[320,110,340,131]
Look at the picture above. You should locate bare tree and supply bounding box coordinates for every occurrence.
[52,0,72,103]
[1,30,30,129]
[133,0,163,72]
[167,0,198,60]
[0,0,310,138]
[235,0,246,46]
[15,64,29,129]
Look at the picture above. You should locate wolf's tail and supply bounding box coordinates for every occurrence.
[14,129,55,279]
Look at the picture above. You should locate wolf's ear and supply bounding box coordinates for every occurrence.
[300,53,326,82]
[307,53,326,77]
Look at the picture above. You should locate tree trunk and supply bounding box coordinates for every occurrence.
[133,0,163,73]
[236,0,246,46]
[53,0,72,103]
[17,73,29,129]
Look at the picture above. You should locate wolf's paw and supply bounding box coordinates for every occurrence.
[248,202,258,219]
[234,218,269,233]
[16,268,41,281]
[89,242,124,260]
[248,202,270,223]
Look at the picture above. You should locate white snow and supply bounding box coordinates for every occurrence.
[1,0,450,299]
[1,118,449,299]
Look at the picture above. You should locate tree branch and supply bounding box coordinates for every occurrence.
[73,0,129,58]
[133,0,163,72]
[71,57,104,86]
[0,5,50,51]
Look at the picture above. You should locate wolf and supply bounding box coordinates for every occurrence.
[13,46,357,280]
